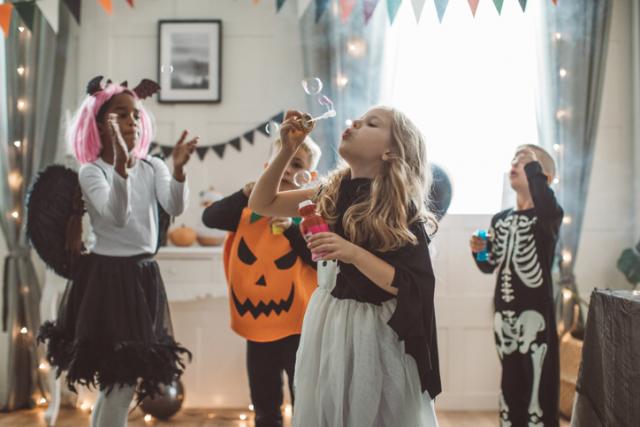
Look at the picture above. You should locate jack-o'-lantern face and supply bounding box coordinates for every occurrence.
[223,209,316,341]
[232,235,298,318]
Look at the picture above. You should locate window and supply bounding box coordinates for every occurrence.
[380,0,539,214]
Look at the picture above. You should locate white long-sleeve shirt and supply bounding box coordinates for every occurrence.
[79,156,188,256]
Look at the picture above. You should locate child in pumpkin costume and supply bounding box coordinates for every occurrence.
[202,138,320,427]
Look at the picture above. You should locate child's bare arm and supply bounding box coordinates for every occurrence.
[249,111,317,217]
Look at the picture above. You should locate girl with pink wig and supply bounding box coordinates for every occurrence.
[38,76,197,427]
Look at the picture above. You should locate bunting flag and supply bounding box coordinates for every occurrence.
[126,0,134,7]
[212,144,226,159]
[410,0,426,23]
[14,1,36,31]
[552,0,558,4]
[229,137,242,151]
[386,0,402,24]
[196,145,209,161]
[37,0,60,33]
[97,0,113,15]
[433,0,448,22]
[518,0,527,12]
[339,0,356,23]
[315,0,330,22]
[243,130,255,145]
[151,112,285,161]
[0,3,13,38]
[63,0,81,24]
[492,0,503,14]
[253,0,261,4]
[276,0,287,12]
[363,0,379,24]
[468,0,479,17]
[297,0,312,18]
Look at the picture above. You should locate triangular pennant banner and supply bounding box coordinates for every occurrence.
[63,0,81,24]
[0,4,13,38]
[126,0,135,7]
[315,0,330,22]
[161,145,173,158]
[229,137,242,152]
[297,0,312,18]
[97,0,113,15]
[271,111,285,123]
[364,0,380,24]
[212,144,227,159]
[339,0,356,23]
[243,130,255,145]
[386,0,402,24]
[276,0,287,12]
[551,0,558,4]
[433,0,449,22]
[468,0,479,17]
[196,146,209,160]
[37,0,60,33]
[257,122,271,137]
[518,0,527,12]
[410,0,426,23]
[14,2,36,32]
[492,0,503,14]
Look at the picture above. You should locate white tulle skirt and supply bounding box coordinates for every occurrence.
[292,260,439,427]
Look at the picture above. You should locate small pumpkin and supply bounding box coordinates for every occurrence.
[169,225,197,247]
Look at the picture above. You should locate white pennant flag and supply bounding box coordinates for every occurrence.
[38,0,60,33]
[411,0,426,23]
[298,0,312,18]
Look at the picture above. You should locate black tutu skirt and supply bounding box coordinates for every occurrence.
[38,253,191,401]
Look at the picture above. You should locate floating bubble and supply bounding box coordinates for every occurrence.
[302,77,323,95]
[265,121,280,136]
[293,170,313,188]
[345,119,353,127]
[160,65,174,74]
[317,94,334,111]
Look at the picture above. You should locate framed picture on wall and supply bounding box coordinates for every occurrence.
[158,20,222,103]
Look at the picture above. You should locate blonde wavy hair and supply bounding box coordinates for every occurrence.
[314,107,437,252]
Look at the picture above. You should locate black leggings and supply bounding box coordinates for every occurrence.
[246,334,301,427]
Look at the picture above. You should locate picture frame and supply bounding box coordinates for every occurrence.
[157,19,222,103]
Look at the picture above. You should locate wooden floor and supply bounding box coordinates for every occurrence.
[0,408,571,427]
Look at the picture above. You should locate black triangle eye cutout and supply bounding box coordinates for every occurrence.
[238,237,257,265]
[275,250,296,270]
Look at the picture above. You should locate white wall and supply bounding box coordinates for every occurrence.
[0,0,637,411]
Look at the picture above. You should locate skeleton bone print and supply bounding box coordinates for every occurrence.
[491,214,544,303]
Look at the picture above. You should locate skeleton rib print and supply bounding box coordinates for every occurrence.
[492,214,544,303]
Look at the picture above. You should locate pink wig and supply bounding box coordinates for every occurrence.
[70,83,154,164]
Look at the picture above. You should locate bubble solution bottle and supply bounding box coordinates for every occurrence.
[475,229,492,262]
[298,200,330,262]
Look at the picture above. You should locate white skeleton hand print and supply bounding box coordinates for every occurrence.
[494,309,548,427]
[492,214,544,303]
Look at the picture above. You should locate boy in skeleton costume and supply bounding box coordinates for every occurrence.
[470,145,562,427]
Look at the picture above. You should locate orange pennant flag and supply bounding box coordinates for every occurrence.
[551,0,558,4]
[468,0,479,16]
[0,4,13,38]
[97,0,113,15]
[253,0,261,4]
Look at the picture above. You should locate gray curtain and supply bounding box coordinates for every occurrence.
[535,1,613,334]
[0,4,69,411]
[298,2,386,172]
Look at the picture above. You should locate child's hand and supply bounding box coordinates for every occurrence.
[280,110,308,153]
[307,232,359,264]
[518,148,538,167]
[270,217,292,231]
[172,130,199,169]
[469,235,487,253]
[108,114,129,164]
[242,182,255,197]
